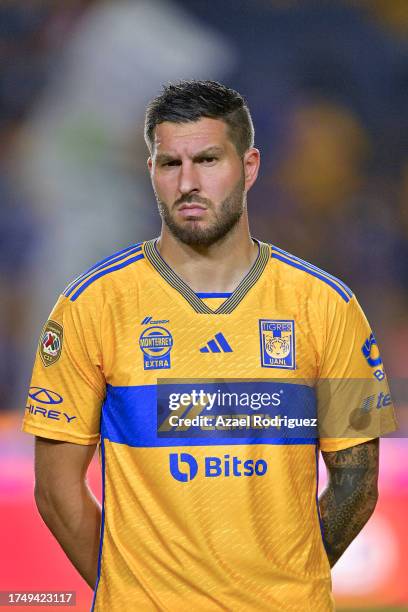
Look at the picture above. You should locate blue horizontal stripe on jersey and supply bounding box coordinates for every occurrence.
[195,292,233,298]
[272,253,351,303]
[64,244,143,297]
[69,254,145,301]
[272,246,353,298]
[101,382,318,447]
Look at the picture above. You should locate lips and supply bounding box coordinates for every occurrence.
[178,203,207,211]
[177,203,208,218]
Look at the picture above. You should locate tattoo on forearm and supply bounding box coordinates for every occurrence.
[319,439,379,567]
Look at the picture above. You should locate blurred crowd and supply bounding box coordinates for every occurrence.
[1,0,408,409]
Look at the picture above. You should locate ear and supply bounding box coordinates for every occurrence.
[243,147,260,192]
[147,157,153,175]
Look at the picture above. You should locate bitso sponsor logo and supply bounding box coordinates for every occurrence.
[169,452,267,482]
[39,320,63,367]
[139,326,173,370]
[169,453,198,482]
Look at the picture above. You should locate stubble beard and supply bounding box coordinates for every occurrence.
[156,173,246,248]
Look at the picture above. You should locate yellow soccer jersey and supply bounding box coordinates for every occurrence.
[23,239,397,612]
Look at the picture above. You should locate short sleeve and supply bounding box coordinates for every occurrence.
[22,293,105,445]
[317,294,397,452]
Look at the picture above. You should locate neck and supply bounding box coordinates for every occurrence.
[157,215,258,293]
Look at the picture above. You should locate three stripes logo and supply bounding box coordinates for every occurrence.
[199,332,232,353]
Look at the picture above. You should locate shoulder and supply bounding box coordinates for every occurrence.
[266,243,353,305]
[61,241,147,304]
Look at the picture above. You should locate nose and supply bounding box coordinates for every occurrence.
[177,160,200,196]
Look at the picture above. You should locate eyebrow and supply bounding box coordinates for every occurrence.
[155,146,225,165]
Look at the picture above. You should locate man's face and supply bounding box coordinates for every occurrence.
[148,118,254,247]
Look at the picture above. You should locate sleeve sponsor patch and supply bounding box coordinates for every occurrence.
[39,320,63,367]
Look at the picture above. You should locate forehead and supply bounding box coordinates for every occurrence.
[152,117,231,155]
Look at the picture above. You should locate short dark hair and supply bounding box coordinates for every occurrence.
[144,80,254,156]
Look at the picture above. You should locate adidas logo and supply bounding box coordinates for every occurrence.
[199,332,233,353]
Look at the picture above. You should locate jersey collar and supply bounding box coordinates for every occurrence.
[144,238,270,314]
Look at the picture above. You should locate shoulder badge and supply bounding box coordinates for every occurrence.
[39,320,63,367]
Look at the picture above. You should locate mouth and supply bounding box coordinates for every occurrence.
[177,203,208,218]
[178,203,207,211]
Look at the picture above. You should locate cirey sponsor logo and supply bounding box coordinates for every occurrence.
[26,404,77,423]
[28,387,63,405]
[27,386,76,423]
[169,452,268,482]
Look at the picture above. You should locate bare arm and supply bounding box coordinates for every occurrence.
[318,438,379,567]
[34,437,101,589]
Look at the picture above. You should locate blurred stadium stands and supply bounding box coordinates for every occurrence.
[1,1,407,609]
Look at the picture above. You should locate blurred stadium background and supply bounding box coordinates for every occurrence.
[1,1,407,610]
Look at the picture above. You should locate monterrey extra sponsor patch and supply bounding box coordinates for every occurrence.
[39,320,63,367]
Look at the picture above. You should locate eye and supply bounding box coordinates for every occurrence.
[163,160,181,167]
[198,156,217,165]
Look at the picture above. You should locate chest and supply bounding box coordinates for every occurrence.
[101,281,321,386]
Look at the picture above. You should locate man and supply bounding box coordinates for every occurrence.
[23,80,397,611]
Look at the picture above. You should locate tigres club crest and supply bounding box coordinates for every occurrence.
[259,320,295,369]
[39,320,63,367]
